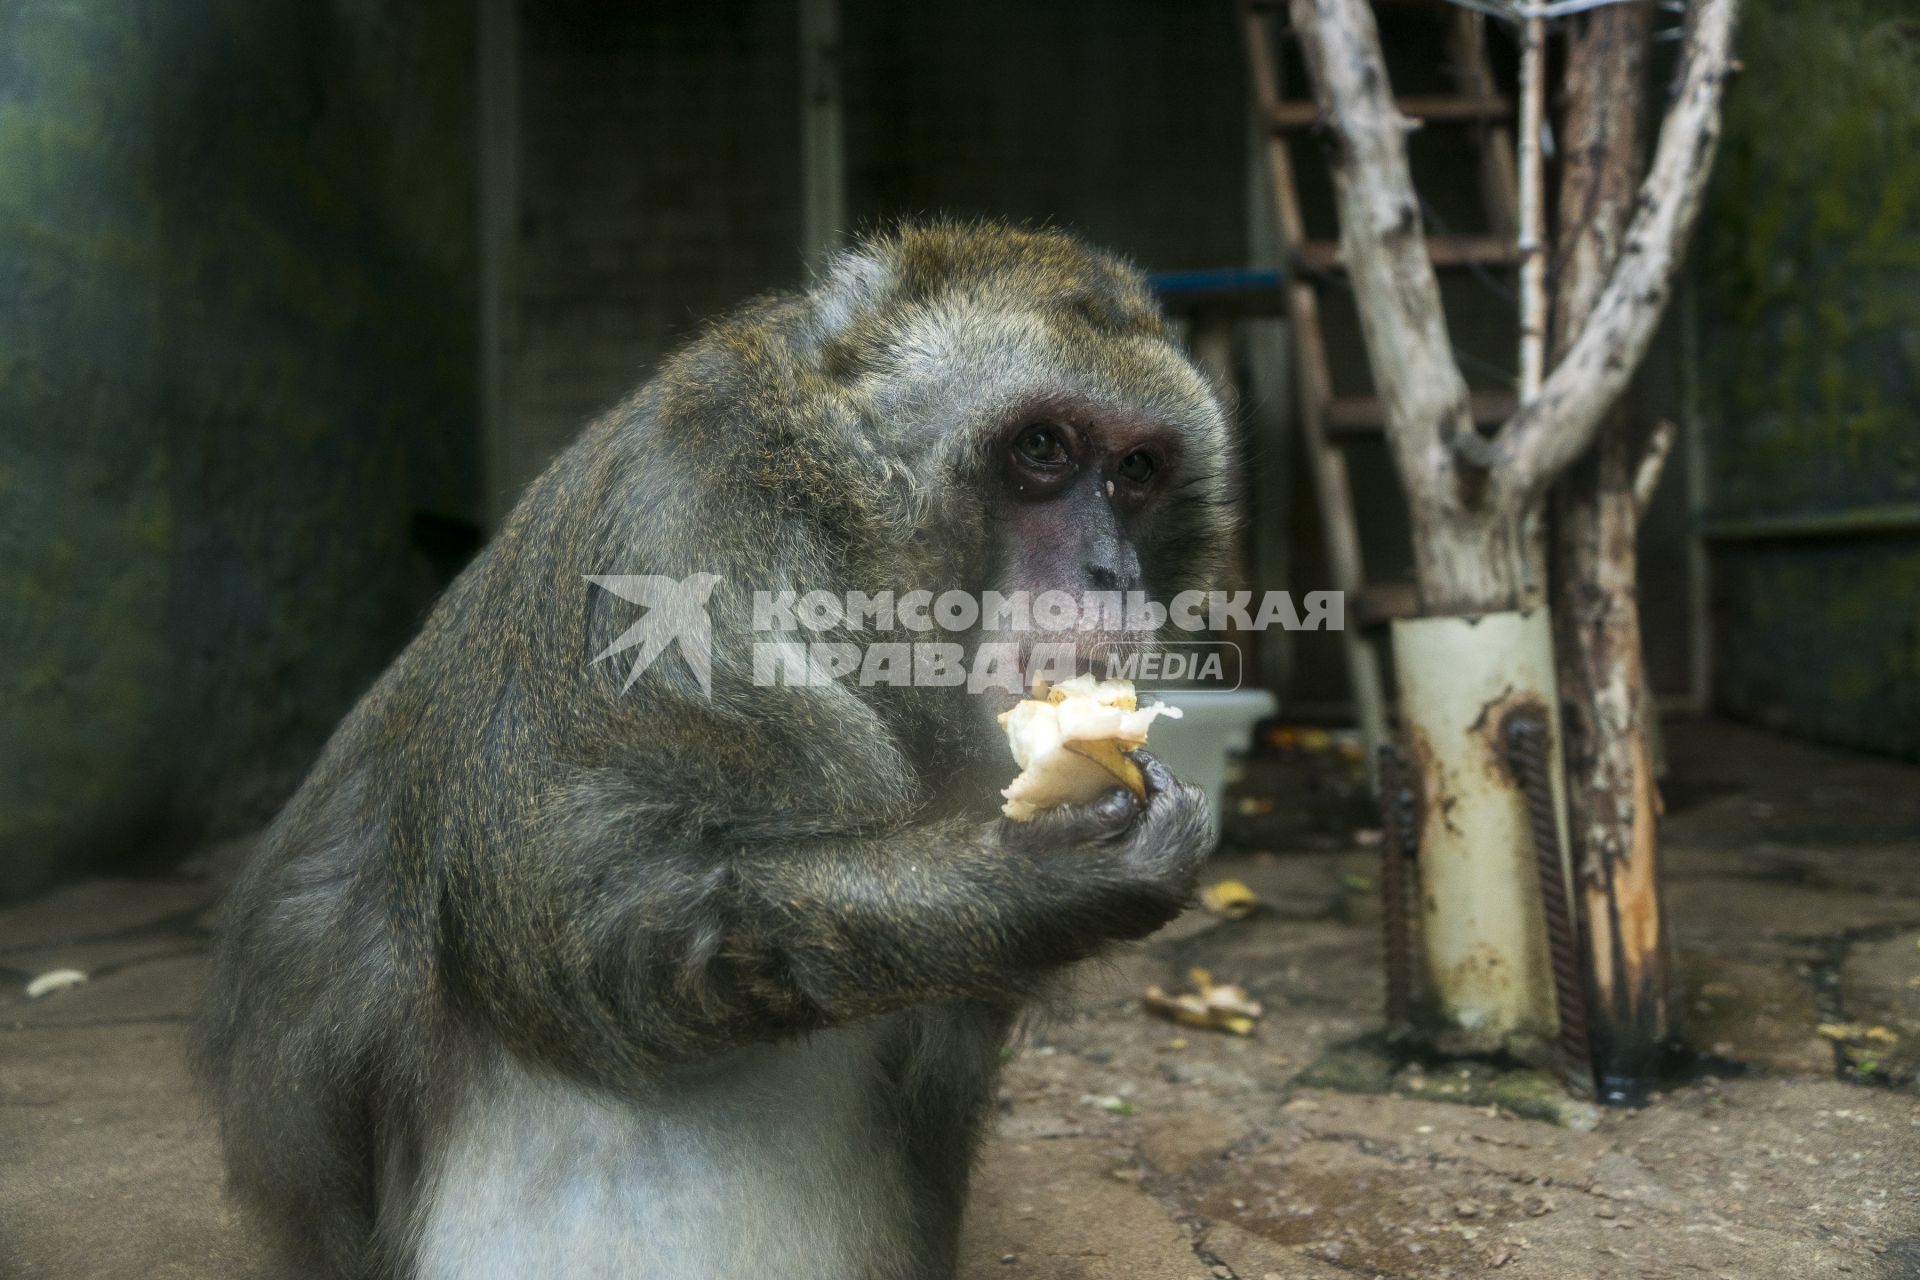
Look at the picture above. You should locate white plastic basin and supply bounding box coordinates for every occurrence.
[1146,688,1277,847]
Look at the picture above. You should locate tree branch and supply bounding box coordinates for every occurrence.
[1632,419,1676,521]
[1497,0,1740,499]
[1516,14,1549,400]
[1287,0,1479,502]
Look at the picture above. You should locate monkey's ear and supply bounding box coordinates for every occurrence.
[804,248,895,349]
[1204,364,1242,420]
[1185,332,1241,420]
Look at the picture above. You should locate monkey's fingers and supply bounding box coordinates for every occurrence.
[999,787,1137,851]
[1131,751,1181,800]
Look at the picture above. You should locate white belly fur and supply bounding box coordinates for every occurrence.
[413,1019,917,1280]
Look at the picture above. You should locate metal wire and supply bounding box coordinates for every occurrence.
[1438,0,1659,22]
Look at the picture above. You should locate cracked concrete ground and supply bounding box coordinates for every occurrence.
[4,718,1918,1279]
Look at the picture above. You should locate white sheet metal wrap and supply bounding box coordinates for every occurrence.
[1391,607,1573,1058]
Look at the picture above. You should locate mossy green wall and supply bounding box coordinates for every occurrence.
[1698,0,1920,758]
[0,0,476,894]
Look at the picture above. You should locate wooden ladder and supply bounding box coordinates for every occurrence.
[1236,0,1521,771]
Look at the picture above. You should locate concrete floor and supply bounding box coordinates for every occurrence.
[3,719,1918,1279]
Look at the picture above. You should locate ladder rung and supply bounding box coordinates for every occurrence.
[1324,390,1518,436]
[1269,94,1513,130]
[1296,236,1521,273]
[1356,583,1420,627]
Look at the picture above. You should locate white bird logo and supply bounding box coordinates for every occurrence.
[584,573,724,697]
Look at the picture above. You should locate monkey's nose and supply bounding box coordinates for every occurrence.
[1084,564,1141,593]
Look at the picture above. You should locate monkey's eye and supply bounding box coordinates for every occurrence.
[1014,424,1069,468]
[1117,450,1157,485]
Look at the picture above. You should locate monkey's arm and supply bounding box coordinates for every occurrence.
[598,757,1211,1060]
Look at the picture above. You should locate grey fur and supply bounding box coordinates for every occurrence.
[194,221,1236,1280]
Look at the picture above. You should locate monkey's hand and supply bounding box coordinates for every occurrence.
[560,752,1215,1061]
[996,750,1214,943]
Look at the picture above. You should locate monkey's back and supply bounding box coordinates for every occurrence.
[190,321,966,1276]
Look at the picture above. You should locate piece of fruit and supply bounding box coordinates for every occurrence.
[998,673,1180,821]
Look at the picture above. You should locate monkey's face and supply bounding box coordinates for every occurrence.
[921,316,1234,688]
[805,225,1240,698]
[967,317,1236,682]
[989,407,1181,662]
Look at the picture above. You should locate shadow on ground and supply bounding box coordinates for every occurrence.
[3,718,1917,1278]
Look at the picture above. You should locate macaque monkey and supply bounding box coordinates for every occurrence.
[196,221,1237,1279]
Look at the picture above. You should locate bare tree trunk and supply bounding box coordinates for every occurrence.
[1289,0,1739,611]
[1286,0,1738,1059]
[1548,2,1670,1102]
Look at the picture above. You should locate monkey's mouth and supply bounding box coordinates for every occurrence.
[963,633,1161,726]
[1007,628,1168,684]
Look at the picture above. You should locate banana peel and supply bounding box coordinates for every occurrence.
[1141,967,1263,1036]
[1198,878,1262,920]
